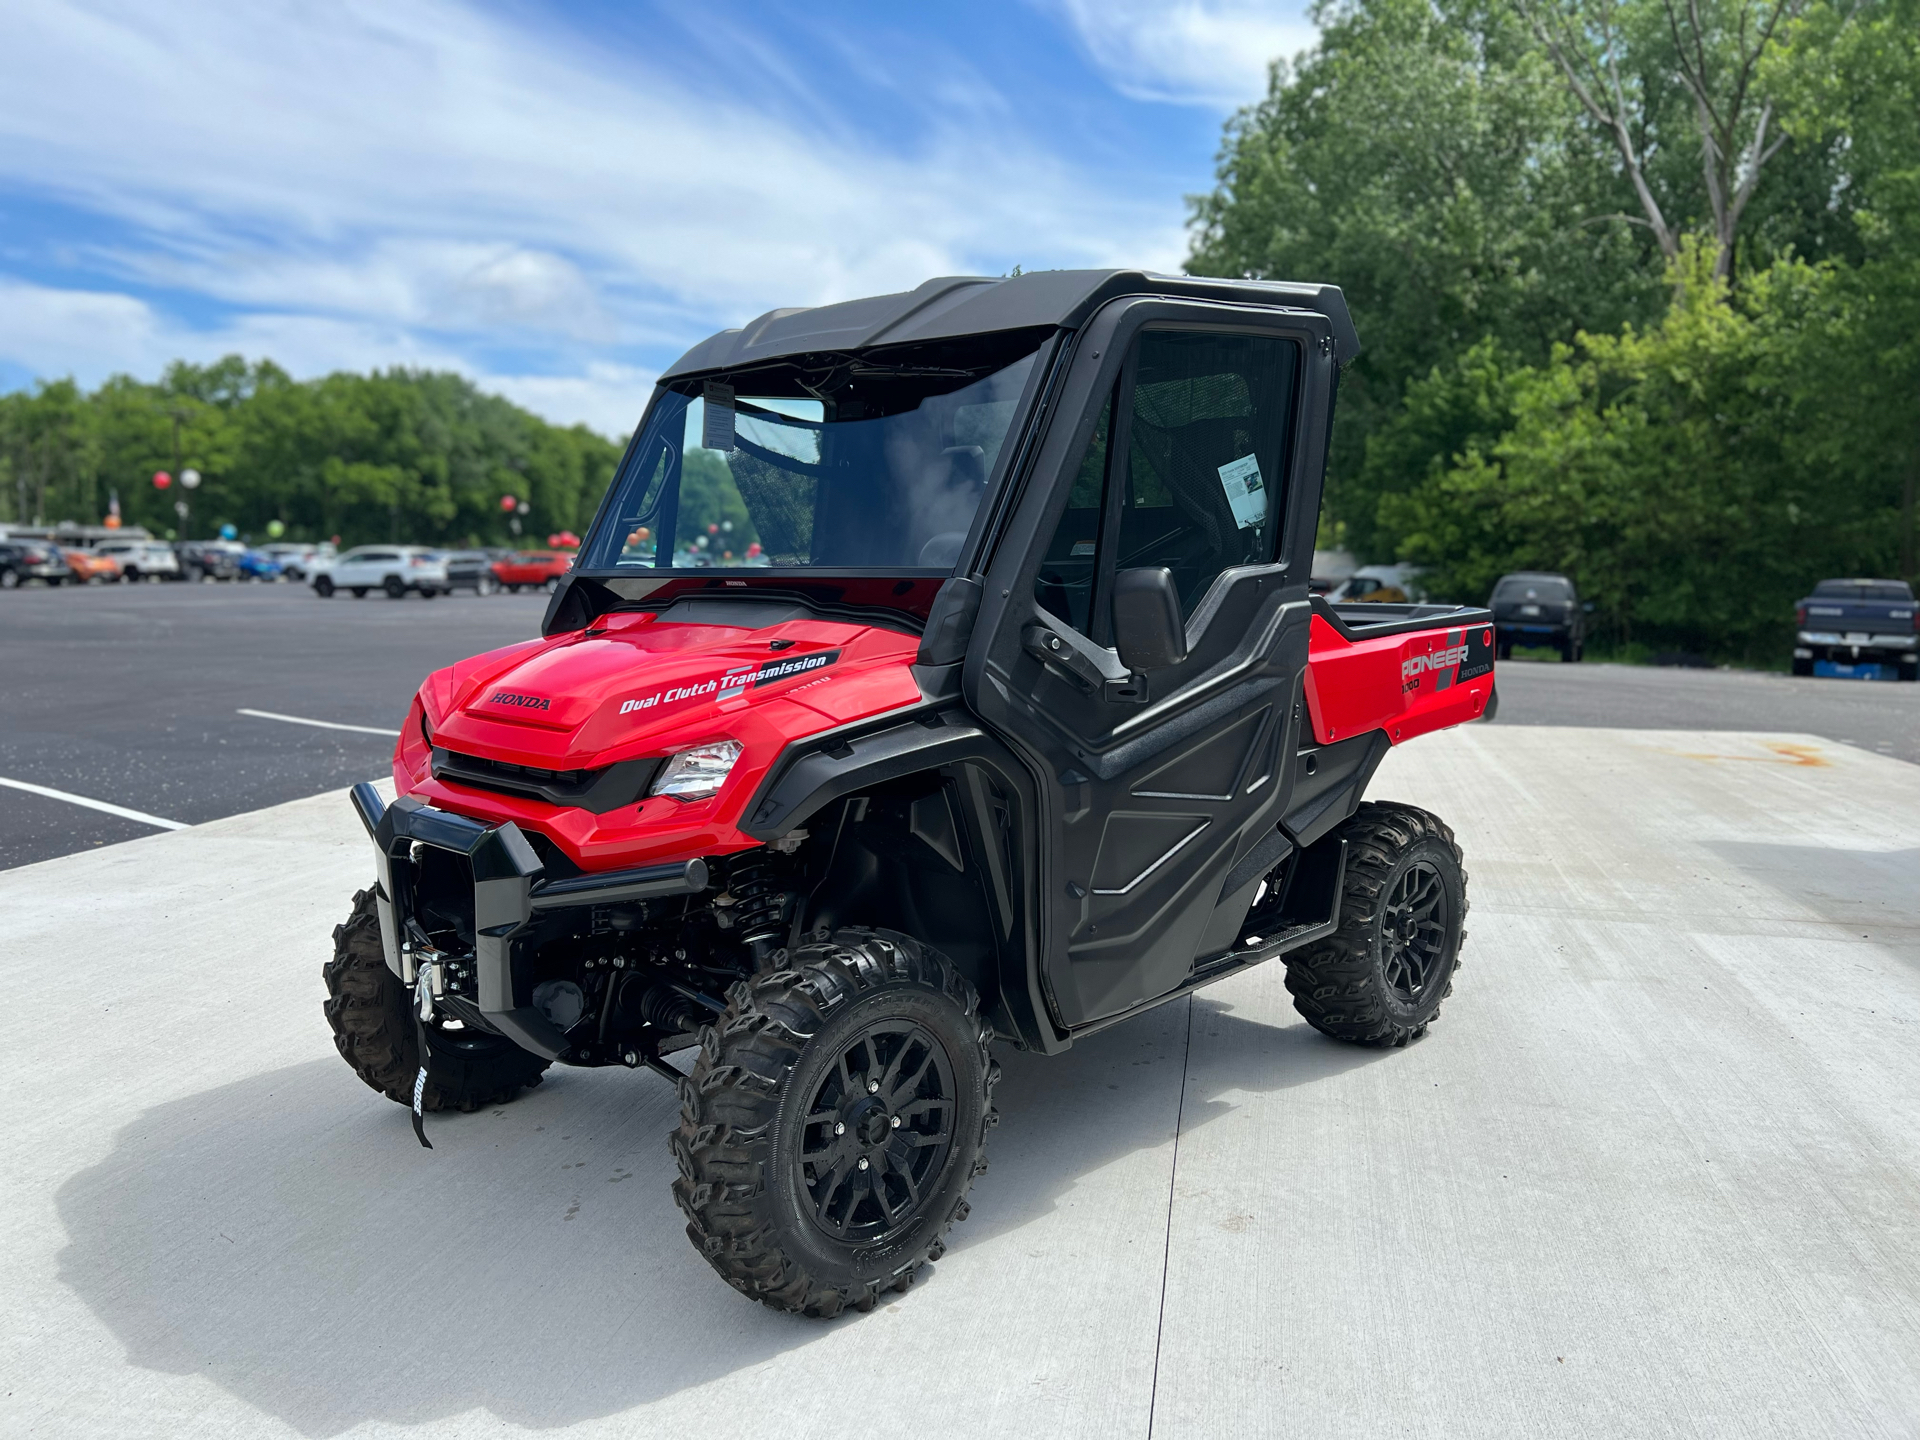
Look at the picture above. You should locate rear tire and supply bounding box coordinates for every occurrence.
[384,576,406,599]
[351,587,367,598]
[672,927,998,1317]
[1899,660,1918,683]
[1495,641,1512,660]
[1283,802,1467,1048]
[322,888,550,1112]
[313,576,335,597]
[1791,657,1813,677]
[0,569,17,589]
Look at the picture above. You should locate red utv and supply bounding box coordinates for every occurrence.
[326,270,1495,1318]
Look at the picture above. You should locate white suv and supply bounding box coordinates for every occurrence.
[94,540,182,582]
[312,546,450,599]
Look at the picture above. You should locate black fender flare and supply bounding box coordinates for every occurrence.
[739,705,1064,1052]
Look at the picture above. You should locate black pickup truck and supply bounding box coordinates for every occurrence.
[1792,579,1918,680]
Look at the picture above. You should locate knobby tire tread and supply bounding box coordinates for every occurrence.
[1282,801,1468,1048]
[322,887,549,1113]
[671,927,999,1319]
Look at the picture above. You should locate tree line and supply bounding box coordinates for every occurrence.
[1189,0,1919,662]
[0,357,624,550]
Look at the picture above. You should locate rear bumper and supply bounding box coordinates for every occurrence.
[1795,632,1917,664]
[349,782,708,1061]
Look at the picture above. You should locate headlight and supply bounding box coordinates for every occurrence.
[650,740,743,802]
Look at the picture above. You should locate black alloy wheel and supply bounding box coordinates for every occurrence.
[1282,801,1467,1047]
[798,1017,958,1245]
[672,928,997,1317]
[1379,861,1448,1005]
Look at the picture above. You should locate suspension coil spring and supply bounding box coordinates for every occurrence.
[725,855,793,943]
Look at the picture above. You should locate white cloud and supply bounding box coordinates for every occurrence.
[0,0,1186,342]
[1050,0,1318,108]
[0,277,647,436]
[487,363,656,440]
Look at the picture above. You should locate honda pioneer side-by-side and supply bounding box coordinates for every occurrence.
[324,269,1495,1317]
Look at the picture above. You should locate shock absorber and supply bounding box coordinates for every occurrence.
[725,853,793,947]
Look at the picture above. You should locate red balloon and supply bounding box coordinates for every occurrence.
[499,494,517,512]
[153,471,172,490]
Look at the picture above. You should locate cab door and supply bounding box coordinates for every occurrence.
[965,298,1336,1030]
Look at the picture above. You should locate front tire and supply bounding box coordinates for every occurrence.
[384,576,407,599]
[313,576,335,597]
[1283,802,1467,1047]
[672,928,998,1317]
[323,888,550,1112]
[1791,657,1813,677]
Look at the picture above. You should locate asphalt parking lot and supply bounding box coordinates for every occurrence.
[0,582,548,869]
[2,583,1917,870]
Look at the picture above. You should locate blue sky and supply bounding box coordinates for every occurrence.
[0,1,1316,436]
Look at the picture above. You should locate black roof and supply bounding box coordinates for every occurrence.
[659,269,1360,380]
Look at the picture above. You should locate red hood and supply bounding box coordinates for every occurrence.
[419,610,922,770]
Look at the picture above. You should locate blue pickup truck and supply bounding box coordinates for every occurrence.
[1792,578,1918,680]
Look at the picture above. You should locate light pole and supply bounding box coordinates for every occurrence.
[168,408,191,539]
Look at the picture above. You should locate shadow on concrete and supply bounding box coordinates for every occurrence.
[55,998,1385,1435]
[1706,841,1920,954]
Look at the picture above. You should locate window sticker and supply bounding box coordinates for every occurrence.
[701,381,736,453]
[1216,454,1267,530]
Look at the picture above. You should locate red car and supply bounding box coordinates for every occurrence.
[490,550,573,592]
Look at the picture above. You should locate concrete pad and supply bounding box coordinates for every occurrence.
[2,728,1916,1437]
[1155,728,1920,1438]
[0,786,1185,1439]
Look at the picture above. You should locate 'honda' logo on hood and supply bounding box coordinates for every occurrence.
[489,689,550,711]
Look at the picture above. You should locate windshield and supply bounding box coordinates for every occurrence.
[1812,580,1913,602]
[581,330,1050,572]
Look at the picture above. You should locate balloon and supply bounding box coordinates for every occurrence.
[265,519,285,538]
[219,523,238,540]
[500,494,517,512]
[153,471,172,489]
[180,468,201,490]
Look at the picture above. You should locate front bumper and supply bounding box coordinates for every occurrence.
[349,782,708,1061]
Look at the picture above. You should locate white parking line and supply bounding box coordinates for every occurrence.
[237,708,402,737]
[0,775,189,830]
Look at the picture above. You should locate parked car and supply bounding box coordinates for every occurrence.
[1792,578,1918,681]
[61,547,123,584]
[1489,572,1585,661]
[311,546,449,598]
[491,549,574,592]
[432,550,502,596]
[93,539,182,582]
[235,549,285,581]
[0,541,74,588]
[175,540,242,582]
[1326,565,1424,603]
[256,542,334,580]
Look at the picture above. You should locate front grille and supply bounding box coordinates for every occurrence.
[431,747,663,815]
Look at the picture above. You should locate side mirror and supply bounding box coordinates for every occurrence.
[1112,567,1188,670]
